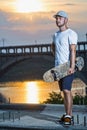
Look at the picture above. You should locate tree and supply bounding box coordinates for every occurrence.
[73,93,87,105]
[43,91,63,104]
[43,91,87,105]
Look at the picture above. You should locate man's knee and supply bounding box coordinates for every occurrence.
[63,89,71,95]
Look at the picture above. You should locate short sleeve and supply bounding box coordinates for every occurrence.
[68,30,78,45]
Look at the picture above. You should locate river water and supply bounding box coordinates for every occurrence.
[0,80,59,103]
[0,78,86,104]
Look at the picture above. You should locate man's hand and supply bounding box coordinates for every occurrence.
[68,68,75,75]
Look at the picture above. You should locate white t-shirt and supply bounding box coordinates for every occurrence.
[53,28,78,66]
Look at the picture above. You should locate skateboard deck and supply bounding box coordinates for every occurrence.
[43,57,84,82]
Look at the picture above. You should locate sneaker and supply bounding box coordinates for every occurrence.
[59,113,66,123]
[63,115,71,125]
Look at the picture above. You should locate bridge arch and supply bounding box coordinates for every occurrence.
[0,55,54,81]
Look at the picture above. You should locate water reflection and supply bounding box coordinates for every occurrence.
[26,81,39,103]
[0,79,84,104]
[0,80,59,103]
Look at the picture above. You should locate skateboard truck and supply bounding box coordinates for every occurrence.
[51,70,59,81]
[75,65,79,71]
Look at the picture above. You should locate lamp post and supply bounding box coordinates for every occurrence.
[2,38,5,47]
[86,33,87,42]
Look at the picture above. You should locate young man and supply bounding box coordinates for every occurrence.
[51,11,78,125]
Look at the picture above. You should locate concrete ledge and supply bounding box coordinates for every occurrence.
[0,103,87,112]
[0,103,46,111]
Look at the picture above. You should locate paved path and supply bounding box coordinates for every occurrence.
[0,104,87,130]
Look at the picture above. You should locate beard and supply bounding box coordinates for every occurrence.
[56,22,65,27]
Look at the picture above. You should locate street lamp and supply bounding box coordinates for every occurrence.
[86,33,87,42]
[1,38,5,47]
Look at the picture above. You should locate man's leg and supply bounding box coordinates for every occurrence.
[63,89,73,116]
[58,75,74,124]
[62,74,74,116]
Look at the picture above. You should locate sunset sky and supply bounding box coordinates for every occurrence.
[0,0,87,46]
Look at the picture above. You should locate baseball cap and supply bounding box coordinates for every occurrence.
[53,11,68,19]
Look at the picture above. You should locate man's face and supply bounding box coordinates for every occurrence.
[55,16,67,27]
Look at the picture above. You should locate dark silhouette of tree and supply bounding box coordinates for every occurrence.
[73,93,87,105]
[43,91,63,104]
[43,91,87,105]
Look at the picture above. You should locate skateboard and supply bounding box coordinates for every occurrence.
[43,57,84,82]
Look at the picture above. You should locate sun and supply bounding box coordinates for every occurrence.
[26,81,39,103]
[15,0,43,13]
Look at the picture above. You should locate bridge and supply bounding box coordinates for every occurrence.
[0,41,87,84]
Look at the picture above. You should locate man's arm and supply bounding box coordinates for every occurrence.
[51,42,55,56]
[69,44,77,74]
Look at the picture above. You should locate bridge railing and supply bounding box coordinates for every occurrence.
[0,44,52,56]
[0,41,87,56]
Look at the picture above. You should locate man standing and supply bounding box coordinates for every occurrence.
[51,11,78,125]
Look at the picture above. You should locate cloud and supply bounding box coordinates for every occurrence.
[0,10,55,45]
[64,3,76,6]
[0,10,54,28]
